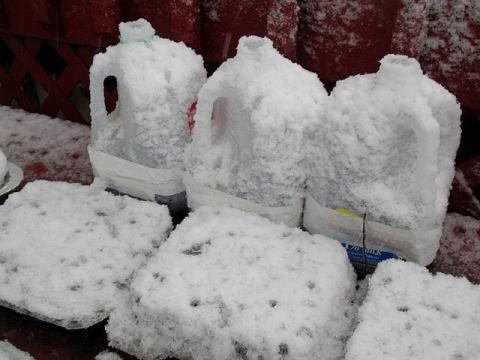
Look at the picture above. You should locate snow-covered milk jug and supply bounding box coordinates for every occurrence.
[185,36,328,227]
[89,19,206,214]
[304,55,461,266]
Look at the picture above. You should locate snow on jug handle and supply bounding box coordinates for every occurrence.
[378,56,440,209]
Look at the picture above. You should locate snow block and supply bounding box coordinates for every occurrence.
[0,180,172,329]
[304,54,461,266]
[345,259,480,360]
[89,19,206,209]
[185,36,328,227]
[107,206,355,360]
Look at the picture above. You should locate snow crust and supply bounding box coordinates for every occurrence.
[306,54,461,258]
[0,148,6,186]
[0,341,35,360]
[346,260,480,360]
[185,36,327,208]
[0,180,171,329]
[107,206,355,360]
[90,19,206,170]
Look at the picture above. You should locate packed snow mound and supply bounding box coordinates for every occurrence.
[345,259,480,360]
[0,180,172,329]
[90,18,206,169]
[0,148,6,186]
[185,36,328,209]
[305,54,461,264]
[107,206,355,360]
[0,341,35,360]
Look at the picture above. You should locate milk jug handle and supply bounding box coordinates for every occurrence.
[89,63,116,124]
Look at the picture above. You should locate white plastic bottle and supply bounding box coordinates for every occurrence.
[185,36,328,227]
[89,19,206,213]
[304,54,461,266]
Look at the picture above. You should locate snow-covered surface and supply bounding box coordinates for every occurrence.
[305,54,461,265]
[90,18,206,170]
[0,341,35,360]
[0,106,92,184]
[107,206,355,360]
[421,0,480,84]
[186,36,327,212]
[0,149,6,186]
[345,259,480,360]
[430,213,480,284]
[0,180,171,329]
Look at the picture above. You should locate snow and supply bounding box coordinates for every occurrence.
[305,54,461,264]
[90,18,206,170]
[185,36,327,213]
[95,351,123,360]
[0,180,172,329]
[0,341,35,360]
[107,206,355,360]
[345,259,480,360]
[0,106,92,184]
[421,0,480,81]
[430,213,480,284]
[119,18,155,43]
[0,148,6,186]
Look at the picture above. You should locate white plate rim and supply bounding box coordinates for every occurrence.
[0,162,24,196]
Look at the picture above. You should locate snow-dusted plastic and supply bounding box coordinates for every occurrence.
[0,180,172,329]
[304,54,461,265]
[107,206,356,360]
[185,36,328,227]
[0,148,24,197]
[89,19,206,211]
[0,341,35,360]
[345,260,480,360]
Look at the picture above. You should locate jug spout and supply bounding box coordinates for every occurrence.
[378,54,423,84]
[119,18,155,44]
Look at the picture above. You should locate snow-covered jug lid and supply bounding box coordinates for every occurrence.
[119,18,155,44]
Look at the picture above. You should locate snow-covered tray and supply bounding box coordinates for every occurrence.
[0,180,172,329]
[345,260,480,360]
[0,162,24,196]
[107,206,356,360]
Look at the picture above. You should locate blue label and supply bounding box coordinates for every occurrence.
[342,243,398,266]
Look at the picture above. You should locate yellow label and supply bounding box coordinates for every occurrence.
[335,208,361,218]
